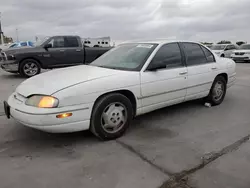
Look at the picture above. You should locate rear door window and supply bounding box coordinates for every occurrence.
[64,37,79,47]
[181,43,207,66]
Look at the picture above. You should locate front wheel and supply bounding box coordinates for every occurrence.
[19,59,41,78]
[206,76,227,106]
[90,93,133,140]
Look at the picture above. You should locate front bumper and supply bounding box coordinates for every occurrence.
[10,108,90,133]
[1,60,19,72]
[227,73,236,89]
[231,55,250,61]
[6,93,92,133]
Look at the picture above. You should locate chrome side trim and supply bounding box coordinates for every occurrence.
[138,81,212,99]
[15,107,89,116]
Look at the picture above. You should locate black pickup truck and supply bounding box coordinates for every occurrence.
[0,35,111,77]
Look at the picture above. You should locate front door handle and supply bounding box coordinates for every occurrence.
[211,67,218,70]
[179,71,188,75]
[59,50,65,52]
[76,49,81,52]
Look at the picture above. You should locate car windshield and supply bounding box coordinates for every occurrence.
[90,43,157,71]
[211,45,226,50]
[239,44,250,49]
[9,43,18,48]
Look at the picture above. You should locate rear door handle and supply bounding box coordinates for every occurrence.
[59,50,65,52]
[179,71,188,75]
[76,49,81,52]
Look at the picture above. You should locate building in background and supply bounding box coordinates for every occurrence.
[82,36,111,47]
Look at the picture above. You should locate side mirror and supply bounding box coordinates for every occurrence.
[147,61,166,71]
[44,43,52,49]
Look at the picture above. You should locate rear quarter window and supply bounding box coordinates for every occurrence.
[201,46,216,63]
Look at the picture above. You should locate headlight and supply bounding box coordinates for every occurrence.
[25,95,59,108]
[7,54,16,60]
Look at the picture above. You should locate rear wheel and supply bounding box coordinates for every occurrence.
[19,59,41,77]
[205,76,227,106]
[90,93,133,140]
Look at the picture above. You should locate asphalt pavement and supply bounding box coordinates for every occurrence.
[0,64,250,188]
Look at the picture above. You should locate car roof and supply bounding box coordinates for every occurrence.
[121,39,201,45]
[53,35,80,38]
[213,44,229,46]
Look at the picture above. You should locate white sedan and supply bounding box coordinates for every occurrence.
[211,44,238,58]
[4,40,236,140]
[231,44,250,63]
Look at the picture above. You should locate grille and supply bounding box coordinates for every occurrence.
[235,52,245,55]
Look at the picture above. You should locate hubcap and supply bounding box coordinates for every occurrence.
[213,81,224,101]
[101,102,127,134]
[23,62,38,76]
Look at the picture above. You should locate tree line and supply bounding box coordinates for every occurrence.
[201,40,247,46]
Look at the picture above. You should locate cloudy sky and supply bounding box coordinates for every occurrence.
[1,0,250,43]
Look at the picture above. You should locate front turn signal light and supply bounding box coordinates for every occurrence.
[56,113,72,119]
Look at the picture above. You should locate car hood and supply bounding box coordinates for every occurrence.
[3,46,44,55]
[16,65,121,97]
[212,50,224,53]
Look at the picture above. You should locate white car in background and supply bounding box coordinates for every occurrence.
[211,44,238,58]
[4,40,236,140]
[231,44,250,63]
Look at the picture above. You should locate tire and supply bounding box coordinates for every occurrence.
[206,76,227,106]
[90,93,133,140]
[19,59,41,78]
[220,54,225,57]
